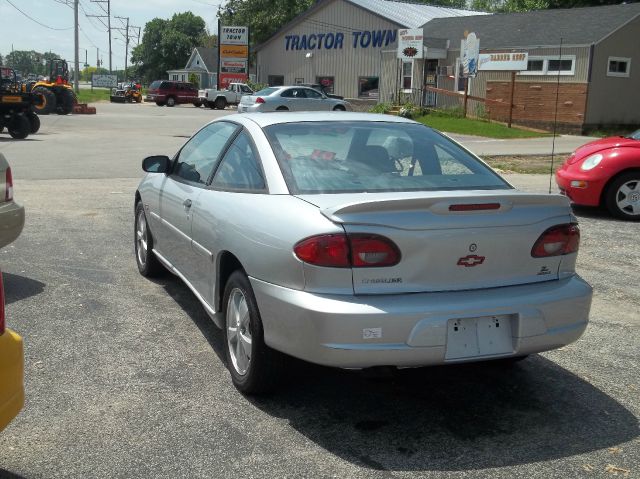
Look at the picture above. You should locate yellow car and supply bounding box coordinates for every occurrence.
[0,271,24,432]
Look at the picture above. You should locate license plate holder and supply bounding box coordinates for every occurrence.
[445,314,514,360]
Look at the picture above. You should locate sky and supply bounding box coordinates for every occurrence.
[0,0,222,70]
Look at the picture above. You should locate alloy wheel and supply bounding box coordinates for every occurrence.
[615,179,640,216]
[136,210,148,267]
[226,288,252,376]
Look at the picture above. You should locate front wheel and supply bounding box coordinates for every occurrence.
[58,88,75,115]
[223,271,284,394]
[605,172,640,220]
[134,202,164,276]
[214,97,227,110]
[333,105,346,111]
[27,112,40,134]
[166,97,176,107]
[8,115,30,139]
[155,101,165,107]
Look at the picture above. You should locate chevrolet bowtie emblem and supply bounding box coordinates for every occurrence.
[457,255,485,267]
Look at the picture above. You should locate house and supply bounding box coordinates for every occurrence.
[167,47,218,89]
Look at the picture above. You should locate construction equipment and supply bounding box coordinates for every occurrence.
[0,67,40,139]
[110,82,142,103]
[26,59,77,115]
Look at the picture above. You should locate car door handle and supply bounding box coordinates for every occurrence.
[183,199,192,208]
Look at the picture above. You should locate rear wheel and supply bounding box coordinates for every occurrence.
[333,105,346,111]
[134,202,164,277]
[214,97,227,110]
[605,172,640,220]
[276,106,288,111]
[32,86,56,115]
[27,112,40,134]
[155,101,165,107]
[8,115,30,139]
[58,88,75,115]
[223,271,284,394]
[166,96,176,107]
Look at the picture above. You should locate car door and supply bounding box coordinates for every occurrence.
[190,130,267,305]
[301,87,326,110]
[158,121,240,278]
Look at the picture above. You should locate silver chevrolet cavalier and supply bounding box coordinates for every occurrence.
[237,86,349,113]
[134,112,592,394]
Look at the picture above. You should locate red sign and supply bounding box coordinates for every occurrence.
[220,73,249,88]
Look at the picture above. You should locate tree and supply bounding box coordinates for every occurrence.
[4,50,65,77]
[131,12,207,83]
[471,0,623,12]
[218,0,314,47]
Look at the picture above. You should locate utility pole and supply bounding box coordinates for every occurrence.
[74,0,80,91]
[115,17,141,81]
[89,0,112,73]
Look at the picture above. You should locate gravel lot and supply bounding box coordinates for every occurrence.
[0,104,637,479]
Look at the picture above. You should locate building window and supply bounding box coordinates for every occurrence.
[607,57,631,78]
[402,61,413,90]
[358,77,379,98]
[316,76,335,94]
[295,77,304,84]
[172,74,178,80]
[268,75,284,86]
[520,55,576,76]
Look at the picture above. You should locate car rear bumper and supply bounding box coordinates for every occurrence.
[0,201,25,249]
[0,328,25,432]
[251,275,592,368]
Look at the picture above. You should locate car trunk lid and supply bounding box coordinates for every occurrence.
[297,190,574,294]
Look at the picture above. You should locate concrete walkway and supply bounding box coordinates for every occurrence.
[448,133,599,156]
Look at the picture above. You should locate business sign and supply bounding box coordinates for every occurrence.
[220,26,248,45]
[91,74,117,88]
[285,30,396,51]
[461,32,480,78]
[479,52,528,71]
[219,74,248,88]
[221,60,248,74]
[220,45,249,58]
[397,29,424,59]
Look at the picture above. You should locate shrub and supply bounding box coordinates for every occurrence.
[369,102,392,114]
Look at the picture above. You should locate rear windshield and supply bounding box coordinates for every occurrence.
[255,87,279,96]
[264,121,510,194]
[149,80,162,89]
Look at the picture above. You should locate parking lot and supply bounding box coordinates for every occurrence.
[0,103,638,479]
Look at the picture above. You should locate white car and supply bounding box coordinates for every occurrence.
[238,86,349,113]
[134,112,592,394]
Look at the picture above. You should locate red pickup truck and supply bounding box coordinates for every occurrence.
[146,80,201,107]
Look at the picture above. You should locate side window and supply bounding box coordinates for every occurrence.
[241,85,252,93]
[173,122,239,185]
[280,89,294,98]
[305,88,322,99]
[211,132,266,191]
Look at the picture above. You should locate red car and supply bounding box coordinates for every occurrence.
[556,129,640,220]
[145,80,201,107]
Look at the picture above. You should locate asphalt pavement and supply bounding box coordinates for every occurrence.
[0,104,637,479]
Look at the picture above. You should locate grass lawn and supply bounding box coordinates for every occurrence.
[415,113,548,139]
[76,88,111,103]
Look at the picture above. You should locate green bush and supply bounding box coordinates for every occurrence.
[398,102,416,119]
[369,102,392,114]
[247,80,267,92]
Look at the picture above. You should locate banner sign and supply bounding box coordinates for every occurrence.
[461,32,479,78]
[397,29,424,60]
[219,25,249,88]
[220,26,248,45]
[91,74,117,88]
[479,52,528,71]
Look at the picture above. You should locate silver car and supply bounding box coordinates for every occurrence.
[237,86,349,113]
[0,153,25,249]
[134,112,592,394]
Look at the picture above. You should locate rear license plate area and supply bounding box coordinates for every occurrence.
[445,315,514,360]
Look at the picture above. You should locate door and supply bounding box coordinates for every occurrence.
[158,121,240,278]
[423,59,438,107]
[302,87,326,110]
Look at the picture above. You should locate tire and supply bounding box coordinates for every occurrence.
[275,106,288,111]
[207,101,215,109]
[166,96,176,107]
[214,97,227,110]
[193,101,202,107]
[27,112,40,134]
[32,86,56,115]
[333,105,346,111]
[134,202,164,277]
[223,271,284,394]
[155,101,165,106]
[8,115,30,140]
[58,88,75,115]
[604,172,640,220]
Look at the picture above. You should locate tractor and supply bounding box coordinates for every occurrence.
[26,59,77,115]
[0,67,40,139]
[110,82,142,103]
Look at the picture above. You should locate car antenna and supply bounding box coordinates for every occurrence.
[549,37,563,194]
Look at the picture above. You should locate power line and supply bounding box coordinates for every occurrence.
[5,0,73,30]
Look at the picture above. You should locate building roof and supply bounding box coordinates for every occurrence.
[255,0,485,51]
[423,3,640,49]
[189,47,218,72]
[347,0,486,28]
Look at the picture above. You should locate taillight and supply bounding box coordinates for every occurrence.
[255,97,265,104]
[5,166,13,201]
[0,271,5,335]
[294,234,400,268]
[531,224,580,258]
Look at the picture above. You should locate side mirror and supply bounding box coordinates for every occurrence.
[142,155,171,173]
